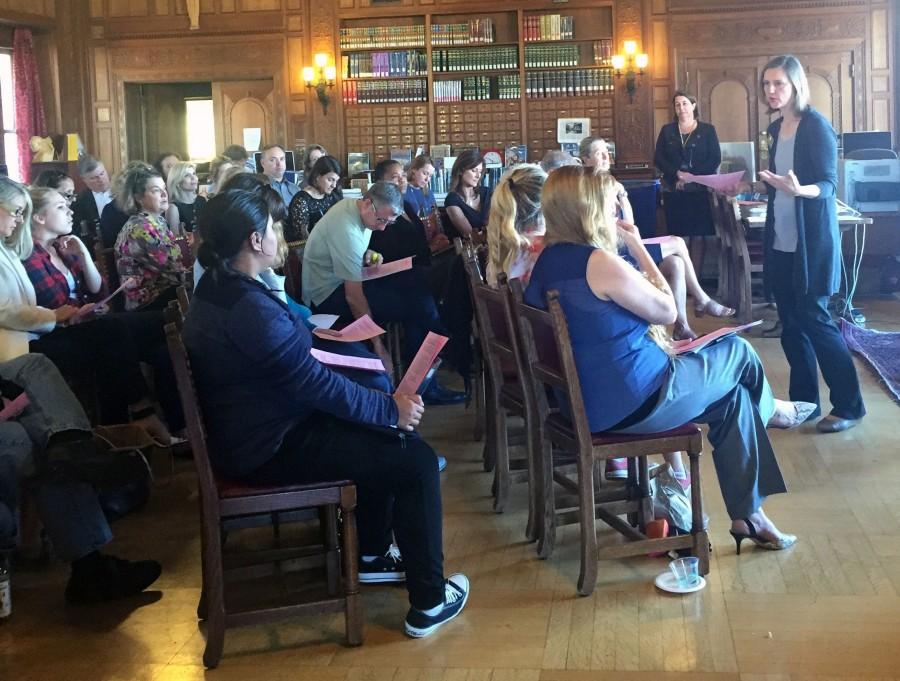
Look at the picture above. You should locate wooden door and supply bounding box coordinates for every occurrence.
[211,79,276,155]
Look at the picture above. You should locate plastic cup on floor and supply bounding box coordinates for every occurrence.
[669,556,700,588]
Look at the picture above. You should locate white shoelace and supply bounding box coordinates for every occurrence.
[385,544,402,563]
[444,579,464,605]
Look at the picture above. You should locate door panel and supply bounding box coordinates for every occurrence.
[211,79,275,154]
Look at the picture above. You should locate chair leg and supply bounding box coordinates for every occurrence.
[492,406,510,513]
[536,439,556,559]
[576,452,599,597]
[688,451,711,575]
[473,355,485,442]
[322,505,340,597]
[202,529,226,668]
[524,415,539,543]
[482,381,497,472]
[339,487,364,646]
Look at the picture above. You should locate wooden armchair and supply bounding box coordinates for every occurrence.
[711,192,760,323]
[164,317,363,667]
[513,287,710,596]
[464,262,537,541]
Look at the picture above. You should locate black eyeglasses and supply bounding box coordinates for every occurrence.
[369,198,397,226]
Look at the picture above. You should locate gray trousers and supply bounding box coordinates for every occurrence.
[0,354,112,560]
[614,336,786,520]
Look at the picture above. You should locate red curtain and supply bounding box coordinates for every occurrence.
[12,28,47,182]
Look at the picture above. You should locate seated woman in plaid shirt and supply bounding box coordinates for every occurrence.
[19,186,181,443]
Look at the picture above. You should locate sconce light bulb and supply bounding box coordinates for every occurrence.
[314,52,329,68]
[635,53,649,70]
[623,40,637,56]
[302,66,315,84]
[324,65,337,82]
[611,54,626,71]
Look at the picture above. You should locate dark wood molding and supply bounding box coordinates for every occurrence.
[0,10,55,31]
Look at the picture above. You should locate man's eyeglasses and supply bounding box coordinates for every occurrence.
[369,198,397,226]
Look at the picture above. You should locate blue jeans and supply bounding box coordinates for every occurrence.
[614,336,786,520]
[0,354,112,560]
[770,250,865,419]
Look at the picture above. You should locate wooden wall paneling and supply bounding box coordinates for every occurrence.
[613,0,653,166]
[55,0,93,154]
[308,0,341,160]
[869,3,892,133]
[650,0,669,144]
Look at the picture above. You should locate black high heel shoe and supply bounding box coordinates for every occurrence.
[729,518,797,555]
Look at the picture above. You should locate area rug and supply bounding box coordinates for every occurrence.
[841,319,900,403]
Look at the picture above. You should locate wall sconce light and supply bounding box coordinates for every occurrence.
[303,52,337,115]
[611,40,648,103]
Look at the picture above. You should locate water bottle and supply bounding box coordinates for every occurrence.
[0,558,10,622]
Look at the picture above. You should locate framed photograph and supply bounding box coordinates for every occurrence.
[431,144,451,160]
[557,117,590,144]
[390,147,412,166]
[504,144,527,167]
[347,152,371,175]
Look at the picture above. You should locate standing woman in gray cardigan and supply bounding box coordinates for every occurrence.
[757,54,865,433]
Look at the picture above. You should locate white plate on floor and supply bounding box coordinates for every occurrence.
[654,571,706,594]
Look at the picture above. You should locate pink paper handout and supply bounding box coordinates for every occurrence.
[686,171,746,192]
[0,393,30,422]
[361,256,413,281]
[313,314,386,342]
[310,348,386,372]
[641,236,676,246]
[672,320,763,355]
[396,331,449,394]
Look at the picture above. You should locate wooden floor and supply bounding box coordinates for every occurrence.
[2,298,899,681]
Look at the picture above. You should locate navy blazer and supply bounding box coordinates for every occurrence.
[764,107,840,296]
[654,120,721,190]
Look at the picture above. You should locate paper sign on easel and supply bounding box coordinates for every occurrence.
[396,331,448,394]
[313,314,386,343]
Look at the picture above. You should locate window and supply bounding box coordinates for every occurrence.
[185,98,215,161]
[0,52,18,180]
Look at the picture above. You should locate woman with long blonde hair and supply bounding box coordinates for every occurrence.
[485,164,546,286]
[525,166,815,553]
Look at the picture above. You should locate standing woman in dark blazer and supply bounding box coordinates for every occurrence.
[654,91,721,280]
[756,54,864,433]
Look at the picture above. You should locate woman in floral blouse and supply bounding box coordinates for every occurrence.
[115,166,186,311]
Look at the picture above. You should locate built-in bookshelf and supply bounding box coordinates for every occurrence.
[337,4,615,166]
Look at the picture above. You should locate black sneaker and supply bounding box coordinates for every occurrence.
[359,545,405,583]
[65,554,162,604]
[404,573,469,638]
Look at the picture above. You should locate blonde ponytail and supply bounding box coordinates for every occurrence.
[486,164,546,282]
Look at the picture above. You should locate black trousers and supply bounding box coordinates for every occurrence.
[30,316,149,424]
[770,250,865,420]
[246,416,445,610]
[314,269,445,365]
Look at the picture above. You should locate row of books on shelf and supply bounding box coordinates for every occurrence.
[431,19,495,45]
[341,79,428,105]
[592,40,614,66]
[525,45,582,68]
[525,69,614,98]
[432,46,518,72]
[342,51,427,79]
[340,25,425,50]
[523,14,574,42]
[433,75,520,103]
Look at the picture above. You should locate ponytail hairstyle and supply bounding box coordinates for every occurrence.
[542,166,672,354]
[195,189,271,280]
[486,164,546,281]
[218,172,288,268]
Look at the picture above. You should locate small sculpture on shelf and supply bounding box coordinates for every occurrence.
[29,136,56,162]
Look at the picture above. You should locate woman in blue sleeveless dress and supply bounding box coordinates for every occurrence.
[525,166,816,553]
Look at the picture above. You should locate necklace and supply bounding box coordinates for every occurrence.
[679,120,697,148]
